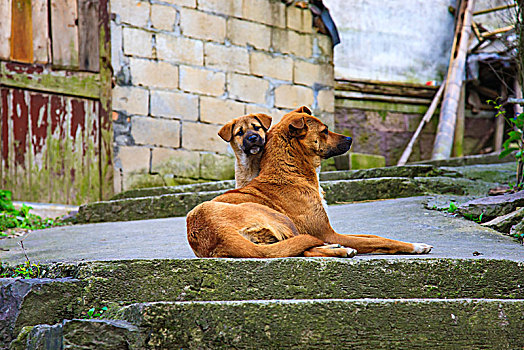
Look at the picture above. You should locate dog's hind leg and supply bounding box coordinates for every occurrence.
[303,244,357,258]
[324,232,432,255]
[216,234,326,258]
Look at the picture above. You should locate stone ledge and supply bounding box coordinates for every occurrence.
[112,164,460,201]
[77,190,227,223]
[14,299,524,349]
[79,177,498,223]
[112,299,524,348]
[412,152,515,167]
[3,258,523,347]
[111,180,235,200]
[80,162,513,223]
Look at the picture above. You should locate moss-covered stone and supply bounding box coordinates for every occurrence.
[0,278,83,347]
[458,191,524,221]
[414,177,496,196]
[510,220,524,238]
[413,152,515,167]
[77,190,227,223]
[111,180,235,200]
[33,259,524,303]
[4,259,524,348]
[444,162,516,184]
[200,153,235,180]
[319,164,461,181]
[113,299,524,349]
[350,152,386,169]
[14,319,144,350]
[79,161,513,223]
[482,208,524,233]
[322,177,423,204]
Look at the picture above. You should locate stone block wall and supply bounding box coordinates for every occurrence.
[335,106,494,166]
[110,0,334,192]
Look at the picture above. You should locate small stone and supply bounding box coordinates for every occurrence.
[481,208,524,233]
[458,191,524,221]
[509,220,524,243]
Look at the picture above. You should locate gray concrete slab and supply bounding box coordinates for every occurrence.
[1,196,522,264]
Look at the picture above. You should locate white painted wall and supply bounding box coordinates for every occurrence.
[323,0,457,83]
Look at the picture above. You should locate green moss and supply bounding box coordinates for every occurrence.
[0,62,100,99]
[350,153,386,169]
[336,98,432,114]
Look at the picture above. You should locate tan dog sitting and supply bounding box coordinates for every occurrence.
[218,113,272,188]
[187,106,433,258]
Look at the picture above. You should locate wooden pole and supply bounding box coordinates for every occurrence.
[432,0,475,160]
[495,84,509,152]
[494,112,505,152]
[452,83,466,157]
[473,3,516,16]
[397,82,446,166]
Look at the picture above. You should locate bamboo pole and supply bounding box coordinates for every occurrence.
[397,81,446,166]
[432,0,475,160]
[452,83,466,157]
[482,25,515,38]
[473,3,516,16]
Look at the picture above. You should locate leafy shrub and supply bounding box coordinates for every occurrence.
[0,189,62,236]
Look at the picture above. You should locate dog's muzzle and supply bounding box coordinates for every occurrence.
[326,136,352,158]
[242,132,265,155]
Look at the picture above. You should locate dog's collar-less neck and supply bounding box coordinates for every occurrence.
[259,133,319,184]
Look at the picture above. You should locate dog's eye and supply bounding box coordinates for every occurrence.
[236,130,244,136]
[253,125,261,131]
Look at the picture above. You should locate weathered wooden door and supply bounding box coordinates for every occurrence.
[0,0,113,205]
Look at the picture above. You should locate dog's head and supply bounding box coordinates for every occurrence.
[277,106,352,160]
[218,114,272,155]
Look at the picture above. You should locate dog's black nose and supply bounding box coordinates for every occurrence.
[346,137,352,147]
[247,134,259,142]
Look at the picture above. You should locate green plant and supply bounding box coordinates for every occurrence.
[448,201,458,213]
[0,260,41,279]
[462,212,484,224]
[82,306,108,319]
[0,189,63,234]
[511,231,524,244]
[487,99,524,190]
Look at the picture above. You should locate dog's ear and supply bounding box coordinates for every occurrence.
[254,114,272,130]
[218,120,235,142]
[288,116,308,138]
[292,106,312,115]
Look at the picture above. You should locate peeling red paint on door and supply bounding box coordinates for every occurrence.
[1,86,104,204]
[71,98,85,141]
[12,88,28,166]
[1,0,112,204]
[1,89,9,164]
[49,94,65,138]
[29,92,49,155]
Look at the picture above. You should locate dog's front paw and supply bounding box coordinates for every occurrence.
[411,243,433,254]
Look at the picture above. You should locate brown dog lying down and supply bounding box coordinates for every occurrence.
[218,113,272,188]
[187,106,433,258]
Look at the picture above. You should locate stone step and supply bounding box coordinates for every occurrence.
[15,298,524,349]
[2,258,523,346]
[111,164,459,201]
[77,176,498,223]
[110,162,515,202]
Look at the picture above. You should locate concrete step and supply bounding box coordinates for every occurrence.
[110,162,515,201]
[14,298,524,349]
[77,176,499,223]
[2,258,523,347]
[77,162,515,223]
